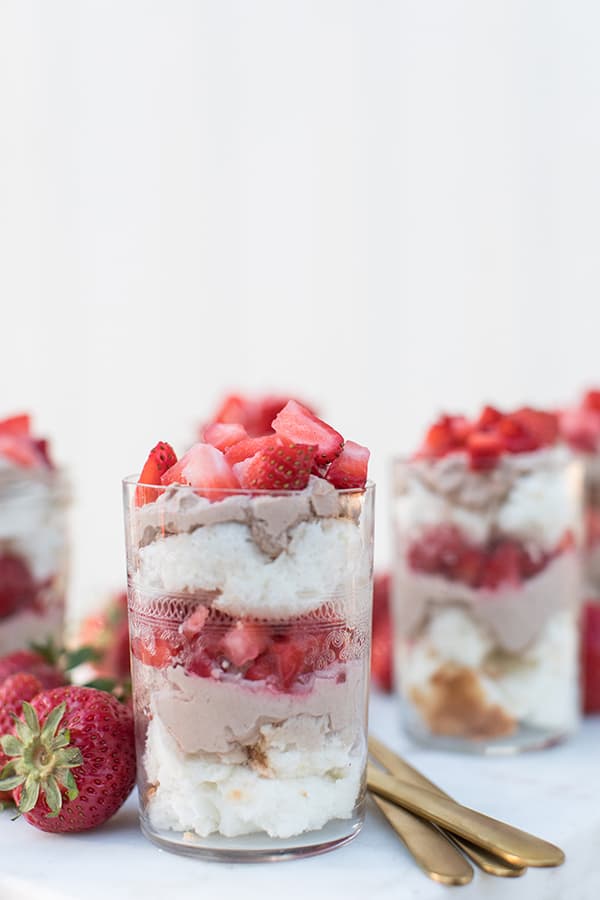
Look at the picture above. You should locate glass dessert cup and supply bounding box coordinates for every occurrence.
[123,478,374,861]
[392,450,583,754]
[0,468,69,654]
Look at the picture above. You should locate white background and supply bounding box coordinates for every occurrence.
[1,1,599,619]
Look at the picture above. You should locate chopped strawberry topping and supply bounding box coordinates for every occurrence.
[235,440,316,491]
[560,406,600,453]
[131,634,182,669]
[204,422,248,453]
[272,400,344,467]
[224,435,286,467]
[584,390,600,413]
[206,393,317,438]
[135,441,177,506]
[221,622,269,666]
[161,442,239,499]
[466,432,503,471]
[0,414,31,436]
[325,440,370,489]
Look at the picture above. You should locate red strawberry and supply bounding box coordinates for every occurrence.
[476,406,503,430]
[269,638,307,690]
[224,435,285,466]
[208,393,316,438]
[582,600,600,714]
[481,541,523,589]
[0,686,135,832]
[0,434,46,468]
[0,414,31,436]
[234,441,316,491]
[136,441,177,506]
[408,525,465,576]
[0,554,37,620]
[78,592,131,681]
[221,621,269,667]
[498,415,540,454]
[272,401,344,467]
[560,407,600,453]
[467,431,503,471]
[325,441,370,489]
[511,408,558,447]
[452,547,485,587]
[161,442,239,499]
[204,422,249,452]
[0,650,65,690]
[181,606,209,640]
[0,673,43,802]
[420,416,460,457]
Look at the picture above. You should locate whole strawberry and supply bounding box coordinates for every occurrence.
[0,686,136,832]
[0,672,42,803]
[0,650,65,690]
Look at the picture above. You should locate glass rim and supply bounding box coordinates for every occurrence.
[122,474,375,497]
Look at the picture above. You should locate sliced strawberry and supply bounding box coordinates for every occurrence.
[221,621,270,667]
[204,422,248,453]
[481,541,522,589]
[0,414,31,436]
[135,441,177,506]
[270,638,307,690]
[235,441,316,491]
[498,415,539,454]
[161,442,239,499]
[325,440,370,489]
[420,416,460,458]
[181,606,209,640]
[467,431,503,471]
[272,400,343,467]
[582,600,600,713]
[224,435,285,466]
[451,547,484,587]
[212,394,247,427]
[0,554,37,619]
[244,653,274,683]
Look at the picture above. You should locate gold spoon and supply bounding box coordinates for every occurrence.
[367,764,565,868]
[369,736,526,878]
[370,791,474,884]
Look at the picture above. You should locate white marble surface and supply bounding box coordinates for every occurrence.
[1,694,599,900]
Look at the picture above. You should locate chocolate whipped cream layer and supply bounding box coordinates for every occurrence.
[140,659,365,756]
[394,446,574,512]
[131,476,361,558]
[395,551,581,654]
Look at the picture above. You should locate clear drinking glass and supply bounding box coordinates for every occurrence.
[391,448,583,753]
[0,468,70,654]
[123,477,374,860]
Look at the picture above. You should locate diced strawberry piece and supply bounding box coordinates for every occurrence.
[222,621,270,667]
[481,541,522,589]
[224,435,286,466]
[186,652,215,679]
[131,635,180,669]
[511,408,559,448]
[448,416,472,443]
[161,442,239,499]
[204,422,249,453]
[0,434,46,468]
[325,441,370,489]
[272,400,344,467]
[0,414,31,436]
[582,600,600,713]
[270,638,307,689]
[584,390,600,413]
[451,547,484,587]
[244,653,274,683]
[235,441,316,491]
[208,393,317,438]
[181,606,209,640]
[421,417,457,457]
[476,405,503,430]
[407,524,465,577]
[136,441,177,506]
[498,416,540,454]
[212,394,247,427]
[560,408,600,453]
[467,431,503,472]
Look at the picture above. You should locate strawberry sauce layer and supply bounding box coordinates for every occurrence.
[131,603,357,693]
[407,524,574,591]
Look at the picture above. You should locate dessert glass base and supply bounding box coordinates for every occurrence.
[401,705,574,756]
[139,799,365,862]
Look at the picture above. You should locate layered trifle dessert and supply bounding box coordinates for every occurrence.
[123,401,373,859]
[0,414,69,655]
[560,388,600,713]
[393,405,583,751]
